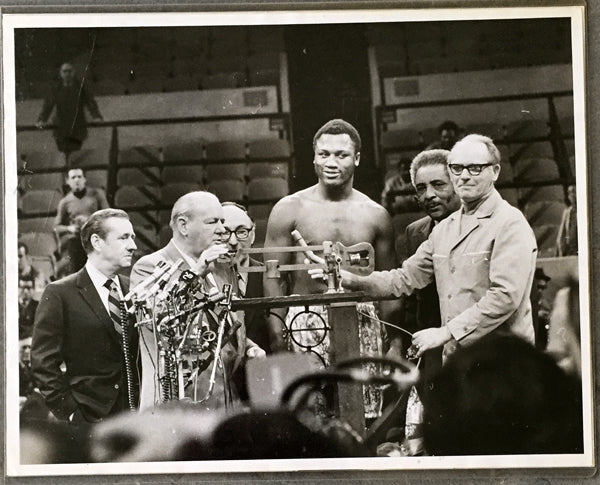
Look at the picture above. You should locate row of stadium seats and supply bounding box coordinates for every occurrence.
[18,177,288,216]
[18,138,292,171]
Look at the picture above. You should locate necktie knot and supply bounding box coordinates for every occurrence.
[104,279,116,291]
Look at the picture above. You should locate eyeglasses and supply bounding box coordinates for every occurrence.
[221,226,254,241]
[448,163,495,176]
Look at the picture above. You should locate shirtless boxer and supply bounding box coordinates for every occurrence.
[263,119,398,418]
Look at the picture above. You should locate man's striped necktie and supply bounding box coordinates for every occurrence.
[104,279,123,335]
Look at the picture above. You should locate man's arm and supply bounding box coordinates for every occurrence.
[30,284,78,420]
[54,198,76,238]
[96,188,110,210]
[343,236,435,298]
[371,207,404,350]
[445,216,537,346]
[263,198,296,352]
[37,87,55,127]
[82,82,103,120]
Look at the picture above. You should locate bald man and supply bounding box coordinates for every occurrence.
[130,191,260,410]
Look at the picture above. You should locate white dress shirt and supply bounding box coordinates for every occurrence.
[85,261,122,315]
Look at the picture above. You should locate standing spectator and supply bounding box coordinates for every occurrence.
[425,120,461,150]
[556,184,578,256]
[18,241,48,295]
[55,167,109,276]
[36,62,103,163]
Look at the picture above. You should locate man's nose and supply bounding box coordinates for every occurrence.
[129,238,137,250]
[424,185,437,199]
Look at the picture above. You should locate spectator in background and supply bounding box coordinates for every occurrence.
[55,167,109,277]
[425,120,461,151]
[380,157,420,216]
[18,279,38,341]
[36,62,103,163]
[556,184,578,256]
[18,242,48,293]
[533,267,552,350]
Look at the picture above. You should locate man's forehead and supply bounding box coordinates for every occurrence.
[315,133,356,150]
[415,164,451,183]
[104,217,133,234]
[449,140,488,163]
[68,169,84,178]
[223,205,251,227]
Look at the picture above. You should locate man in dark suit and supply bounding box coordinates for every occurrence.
[388,149,460,376]
[31,208,138,424]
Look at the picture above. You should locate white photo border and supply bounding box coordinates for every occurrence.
[2,4,593,478]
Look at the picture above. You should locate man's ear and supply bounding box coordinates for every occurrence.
[354,152,361,167]
[90,233,102,251]
[176,216,188,236]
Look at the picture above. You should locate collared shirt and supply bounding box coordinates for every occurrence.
[85,260,122,315]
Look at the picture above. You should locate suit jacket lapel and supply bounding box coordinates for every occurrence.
[77,268,122,347]
[450,213,480,251]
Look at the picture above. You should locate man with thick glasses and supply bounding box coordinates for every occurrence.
[213,202,267,401]
[316,134,537,362]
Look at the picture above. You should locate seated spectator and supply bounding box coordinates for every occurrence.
[421,335,583,455]
[18,242,47,293]
[55,167,109,277]
[36,61,103,163]
[556,184,578,256]
[425,120,461,150]
[533,267,552,350]
[18,279,38,340]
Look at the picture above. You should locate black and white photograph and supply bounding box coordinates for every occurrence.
[2,3,594,480]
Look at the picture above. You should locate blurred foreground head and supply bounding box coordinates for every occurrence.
[422,335,583,456]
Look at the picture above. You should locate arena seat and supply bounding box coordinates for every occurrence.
[513,157,560,182]
[559,116,575,136]
[127,210,159,229]
[118,145,162,165]
[69,148,110,168]
[247,177,288,202]
[523,200,566,227]
[253,218,268,246]
[247,138,291,159]
[519,185,564,205]
[498,188,519,208]
[205,163,247,182]
[207,179,246,203]
[205,140,247,161]
[117,166,161,186]
[509,141,554,161]
[160,183,203,205]
[247,203,274,221]
[248,162,288,181]
[158,210,172,227]
[84,169,109,190]
[20,189,63,215]
[114,185,161,210]
[158,225,172,247]
[19,232,59,258]
[162,141,205,164]
[133,225,159,256]
[19,172,64,192]
[18,150,64,171]
[496,161,514,185]
[19,216,56,234]
[505,119,549,142]
[162,165,204,185]
[533,224,560,258]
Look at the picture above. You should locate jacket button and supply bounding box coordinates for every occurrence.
[448,294,452,299]
[450,267,455,273]
[114,384,119,389]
